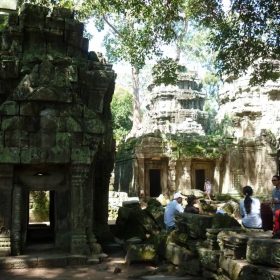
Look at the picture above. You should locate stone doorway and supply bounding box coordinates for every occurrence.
[26,190,55,245]
[149,169,162,197]
[195,169,205,191]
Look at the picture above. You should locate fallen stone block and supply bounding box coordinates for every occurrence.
[246,238,280,267]
[125,244,156,265]
[165,243,196,266]
[197,247,222,271]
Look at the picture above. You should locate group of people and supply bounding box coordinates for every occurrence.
[164,192,204,230]
[164,175,280,232]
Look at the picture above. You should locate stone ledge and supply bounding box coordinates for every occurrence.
[0,254,97,270]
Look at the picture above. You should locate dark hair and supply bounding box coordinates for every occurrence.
[205,178,209,182]
[243,186,253,214]
[273,175,280,180]
[188,195,197,204]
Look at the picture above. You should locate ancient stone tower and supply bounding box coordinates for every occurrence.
[0,3,116,256]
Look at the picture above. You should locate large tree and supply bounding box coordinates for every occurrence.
[186,0,280,85]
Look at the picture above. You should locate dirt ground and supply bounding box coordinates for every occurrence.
[0,249,203,280]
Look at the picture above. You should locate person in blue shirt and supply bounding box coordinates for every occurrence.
[239,186,262,229]
[272,175,280,214]
[164,192,185,230]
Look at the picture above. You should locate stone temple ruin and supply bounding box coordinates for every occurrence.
[114,67,280,200]
[0,3,116,256]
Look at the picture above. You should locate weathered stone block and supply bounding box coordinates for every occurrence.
[60,104,83,117]
[19,3,49,28]
[0,101,18,116]
[83,119,105,134]
[67,255,87,266]
[181,258,203,276]
[71,147,95,164]
[212,214,241,229]
[20,102,39,116]
[41,147,71,163]
[64,18,84,34]
[246,238,280,267]
[40,116,58,132]
[23,116,39,132]
[197,247,222,271]
[0,57,19,78]
[0,147,20,163]
[38,256,67,267]
[165,243,196,266]
[0,256,38,269]
[175,212,213,239]
[45,16,65,30]
[20,147,41,164]
[20,27,46,54]
[88,93,104,113]
[46,29,67,55]
[52,7,74,19]
[219,256,248,280]
[39,103,59,117]
[4,131,29,147]
[125,244,156,265]
[167,229,189,248]
[39,132,56,148]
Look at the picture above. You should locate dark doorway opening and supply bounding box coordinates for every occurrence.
[195,169,205,191]
[149,169,161,197]
[26,190,55,244]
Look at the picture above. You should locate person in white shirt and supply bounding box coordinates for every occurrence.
[239,186,262,229]
[164,192,185,230]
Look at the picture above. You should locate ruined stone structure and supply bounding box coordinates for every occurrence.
[0,3,116,256]
[216,74,280,196]
[114,73,218,199]
[115,69,280,200]
[140,71,208,136]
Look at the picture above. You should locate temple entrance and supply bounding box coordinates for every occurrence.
[149,169,162,197]
[195,169,205,191]
[26,190,55,244]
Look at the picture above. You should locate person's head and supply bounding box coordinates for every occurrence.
[187,195,197,205]
[272,175,280,187]
[173,192,185,204]
[243,186,253,214]
[243,186,253,196]
[205,178,209,182]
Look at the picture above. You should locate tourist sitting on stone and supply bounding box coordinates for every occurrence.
[184,195,204,214]
[239,186,262,229]
[164,192,185,230]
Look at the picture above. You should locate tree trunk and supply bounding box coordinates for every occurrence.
[127,65,141,138]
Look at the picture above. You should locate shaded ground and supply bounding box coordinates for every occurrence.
[1,248,203,280]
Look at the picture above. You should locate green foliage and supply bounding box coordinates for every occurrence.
[165,133,232,159]
[111,86,133,141]
[151,58,180,86]
[187,0,280,85]
[30,191,50,222]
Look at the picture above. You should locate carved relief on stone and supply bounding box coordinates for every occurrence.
[70,164,90,233]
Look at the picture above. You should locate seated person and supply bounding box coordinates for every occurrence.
[164,192,185,230]
[239,186,262,229]
[184,195,204,214]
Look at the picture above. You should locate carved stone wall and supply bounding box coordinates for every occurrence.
[216,74,279,196]
[139,72,208,136]
[0,3,115,256]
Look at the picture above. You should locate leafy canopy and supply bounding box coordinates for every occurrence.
[187,0,280,85]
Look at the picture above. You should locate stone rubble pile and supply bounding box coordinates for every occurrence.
[111,196,279,279]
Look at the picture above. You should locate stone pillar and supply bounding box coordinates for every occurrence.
[167,160,177,198]
[137,158,145,197]
[214,158,222,194]
[181,160,191,193]
[70,164,91,255]
[0,164,13,256]
[11,185,21,256]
